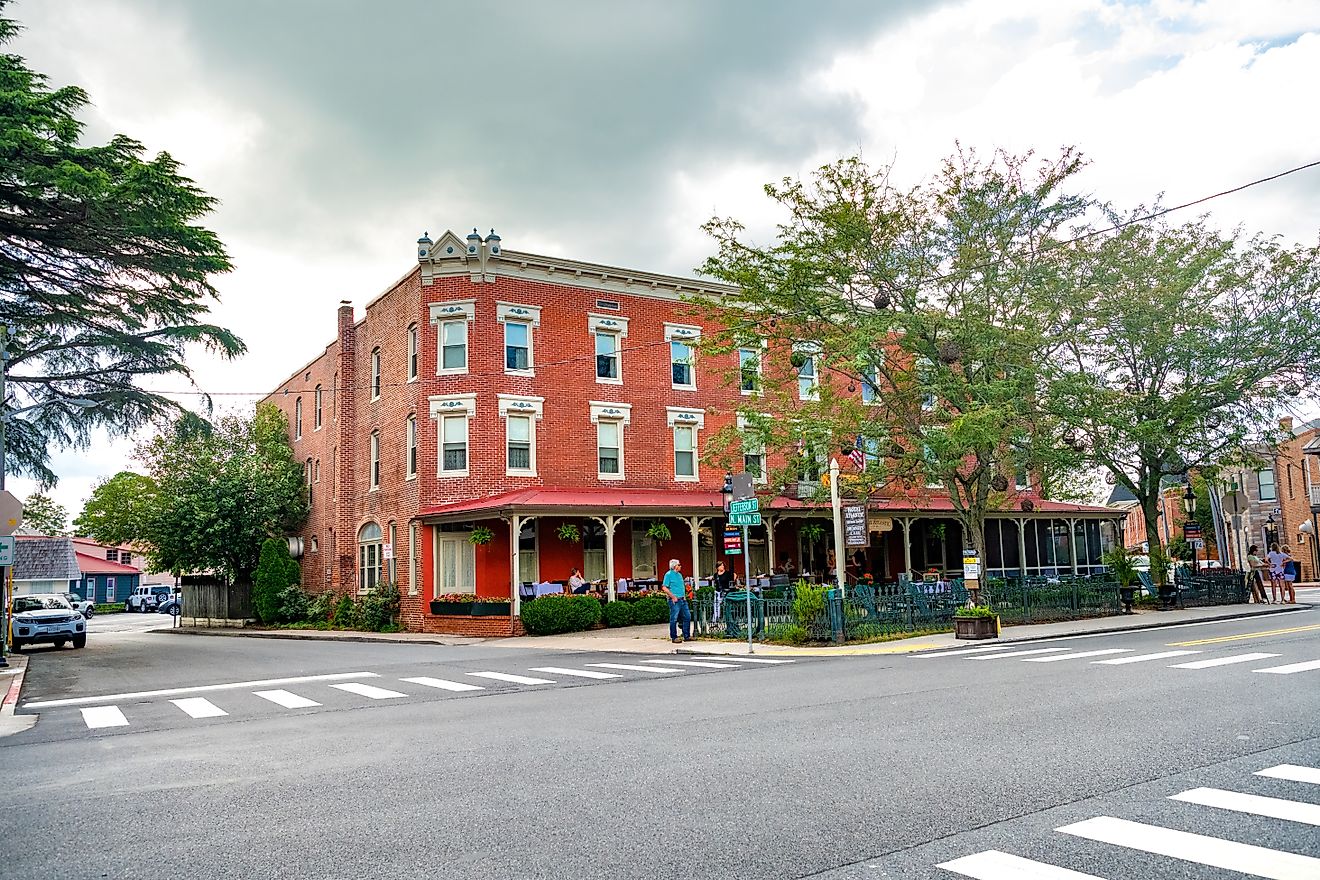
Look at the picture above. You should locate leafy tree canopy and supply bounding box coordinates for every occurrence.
[72,471,158,546]
[0,3,244,485]
[20,490,66,535]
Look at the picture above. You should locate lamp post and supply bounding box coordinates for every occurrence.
[1184,481,1198,572]
[1300,519,1317,582]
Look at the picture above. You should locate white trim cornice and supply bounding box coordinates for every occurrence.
[428,299,476,323]
[428,393,477,419]
[590,401,632,424]
[497,394,544,419]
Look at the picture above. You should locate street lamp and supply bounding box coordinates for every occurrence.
[1184,481,1198,571]
[1266,514,1279,549]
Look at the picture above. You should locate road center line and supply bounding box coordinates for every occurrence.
[23,672,379,708]
[1170,622,1320,646]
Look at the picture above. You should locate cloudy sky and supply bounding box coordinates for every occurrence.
[8,0,1320,520]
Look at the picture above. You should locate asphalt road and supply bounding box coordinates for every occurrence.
[3,609,1318,880]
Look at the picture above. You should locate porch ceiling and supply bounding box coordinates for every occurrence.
[417,487,1119,524]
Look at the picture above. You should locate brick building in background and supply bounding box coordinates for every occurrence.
[265,229,1117,635]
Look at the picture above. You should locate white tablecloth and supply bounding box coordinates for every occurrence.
[533,582,564,597]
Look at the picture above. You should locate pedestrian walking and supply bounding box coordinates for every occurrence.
[662,558,691,644]
[1246,544,1268,603]
[1266,542,1288,604]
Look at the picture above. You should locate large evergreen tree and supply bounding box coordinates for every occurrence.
[0,3,244,484]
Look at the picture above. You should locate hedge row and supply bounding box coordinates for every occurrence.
[522,595,671,634]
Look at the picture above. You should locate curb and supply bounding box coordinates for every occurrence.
[675,604,1311,658]
[0,656,37,738]
[151,627,485,647]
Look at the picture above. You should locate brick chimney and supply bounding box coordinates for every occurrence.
[336,301,357,594]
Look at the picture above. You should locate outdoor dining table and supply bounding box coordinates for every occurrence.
[532,582,564,597]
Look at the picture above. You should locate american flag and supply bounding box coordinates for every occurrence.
[849,435,866,470]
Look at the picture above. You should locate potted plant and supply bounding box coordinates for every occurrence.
[645,520,671,543]
[471,596,512,616]
[1102,545,1140,614]
[953,604,999,640]
[800,522,825,542]
[1150,545,1176,609]
[430,592,476,615]
[556,523,581,543]
[468,526,494,546]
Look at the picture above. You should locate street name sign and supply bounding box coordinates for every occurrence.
[0,535,13,566]
[728,512,762,527]
[729,498,759,515]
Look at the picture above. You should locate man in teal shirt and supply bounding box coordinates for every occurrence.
[661,558,691,644]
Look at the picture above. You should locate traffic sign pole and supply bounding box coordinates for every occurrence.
[743,523,753,655]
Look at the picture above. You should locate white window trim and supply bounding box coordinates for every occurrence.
[407,324,419,383]
[665,324,700,390]
[369,431,381,490]
[370,349,382,401]
[405,414,418,481]
[667,407,704,483]
[590,401,632,481]
[736,415,768,484]
[430,394,477,479]
[498,394,544,477]
[794,342,820,401]
[497,302,541,377]
[738,340,766,396]
[429,299,476,376]
[589,314,628,386]
[408,521,419,596]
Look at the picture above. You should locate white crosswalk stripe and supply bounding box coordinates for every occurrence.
[1056,815,1320,879]
[80,706,128,729]
[937,849,1107,879]
[253,689,320,709]
[170,697,228,719]
[969,648,1072,661]
[330,682,408,700]
[640,659,740,669]
[466,671,555,685]
[1254,659,1320,675]
[400,677,484,692]
[1170,786,1320,826]
[528,667,621,679]
[586,663,682,673]
[1020,649,1132,663]
[916,645,1018,658]
[1256,764,1320,785]
[1169,652,1280,669]
[714,656,796,664]
[1091,650,1200,665]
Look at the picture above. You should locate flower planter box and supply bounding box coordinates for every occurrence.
[429,600,469,616]
[471,602,511,617]
[954,615,999,640]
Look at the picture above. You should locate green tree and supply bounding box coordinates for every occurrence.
[695,148,1085,564]
[72,471,158,545]
[20,490,66,535]
[0,3,244,484]
[134,403,308,585]
[1049,215,1320,583]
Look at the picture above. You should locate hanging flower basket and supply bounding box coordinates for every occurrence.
[646,521,672,542]
[556,523,581,543]
[468,526,494,546]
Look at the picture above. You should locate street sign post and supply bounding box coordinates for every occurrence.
[728,512,761,527]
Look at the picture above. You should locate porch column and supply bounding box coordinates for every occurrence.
[1016,518,1028,581]
[766,516,777,575]
[605,515,617,601]
[688,516,701,591]
[901,517,913,574]
[510,513,522,617]
[1067,518,1079,577]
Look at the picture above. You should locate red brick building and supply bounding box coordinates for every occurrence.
[265,229,1118,635]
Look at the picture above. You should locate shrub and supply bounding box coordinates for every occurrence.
[253,538,299,624]
[765,623,808,645]
[332,594,359,629]
[360,583,401,632]
[305,590,336,623]
[92,603,125,614]
[601,601,636,628]
[630,595,669,625]
[277,585,309,623]
[792,582,827,627]
[519,595,603,635]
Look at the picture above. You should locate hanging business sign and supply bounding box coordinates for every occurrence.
[723,528,743,555]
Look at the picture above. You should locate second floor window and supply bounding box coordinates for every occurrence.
[597,420,622,477]
[797,352,817,400]
[506,321,531,372]
[405,415,417,479]
[739,347,760,393]
[441,416,468,475]
[674,424,697,479]
[507,414,533,472]
[596,331,619,381]
[407,324,419,381]
[1258,468,1277,502]
[371,348,382,399]
[369,431,380,488]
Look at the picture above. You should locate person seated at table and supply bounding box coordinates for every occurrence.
[568,568,588,594]
[714,561,737,592]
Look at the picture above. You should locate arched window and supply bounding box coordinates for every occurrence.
[358,522,383,591]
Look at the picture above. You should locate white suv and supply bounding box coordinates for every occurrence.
[127,585,172,612]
